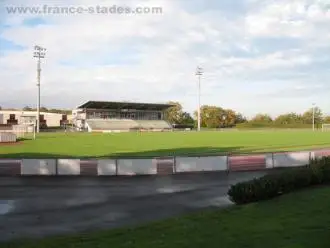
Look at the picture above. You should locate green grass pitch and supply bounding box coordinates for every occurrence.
[1,130,330,158]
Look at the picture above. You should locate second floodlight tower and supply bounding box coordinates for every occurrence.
[195,66,203,131]
[33,45,46,133]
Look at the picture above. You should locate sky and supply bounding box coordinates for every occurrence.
[1,0,330,118]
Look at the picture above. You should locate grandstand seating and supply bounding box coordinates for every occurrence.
[135,120,172,130]
[86,119,172,132]
[86,119,138,131]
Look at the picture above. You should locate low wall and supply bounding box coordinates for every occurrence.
[21,159,56,175]
[57,159,80,175]
[175,156,227,173]
[118,159,156,175]
[97,159,116,176]
[0,149,329,176]
[266,152,311,168]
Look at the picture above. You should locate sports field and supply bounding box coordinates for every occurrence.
[0,130,330,158]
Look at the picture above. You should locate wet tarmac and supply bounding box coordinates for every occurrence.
[0,171,267,242]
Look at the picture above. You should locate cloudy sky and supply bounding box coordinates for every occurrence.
[1,0,330,118]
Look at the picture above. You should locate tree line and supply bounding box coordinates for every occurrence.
[1,103,329,128]
[21,106,71,115]
[164,102,330,129]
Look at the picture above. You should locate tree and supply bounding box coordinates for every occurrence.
[180,112,194,125]
[164,101,184,124]
[324,116,330,124]
[202,106,222,128]
[40,106,48,112]
[48,109,71,114]
[0,106,2,110]
[235,112,247,124]
[302,107,323,124]
[194,107,247,128]
[275,112,303,124]
[164,102,195,126]
[251,114,273,123]
[23,106,33,111]
[222,109,237,127]
[193,105,226,128]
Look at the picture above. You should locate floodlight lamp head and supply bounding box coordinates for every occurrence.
[34,45,43,51]
[33,46,46,58]
[195,66,203,76]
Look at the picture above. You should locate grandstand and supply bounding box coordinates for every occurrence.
[72,101,174,132]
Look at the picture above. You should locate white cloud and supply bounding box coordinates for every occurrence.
[1,0,330,117]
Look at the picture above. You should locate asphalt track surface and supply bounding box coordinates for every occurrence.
[0,171,267,242]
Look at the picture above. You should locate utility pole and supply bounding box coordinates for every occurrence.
[195,66,203,131]
[33,45,46,133]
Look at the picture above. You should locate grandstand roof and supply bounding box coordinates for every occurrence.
[77,101,174,111]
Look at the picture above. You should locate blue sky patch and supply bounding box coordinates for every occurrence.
[0,38,24,56]
[22,17,47,27]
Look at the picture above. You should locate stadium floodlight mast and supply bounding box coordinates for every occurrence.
[312,103,316,131]
[195,66,203,131]
[33,45,46,133]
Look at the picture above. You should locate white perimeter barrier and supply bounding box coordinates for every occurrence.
[266,152,312,168]
[117,159,157,175]
[0,132,16,143]
[3,149,330,177]
[57,159,80,175]
[21,159,56,175]
[97,159,117,176]
[175,156,227,173]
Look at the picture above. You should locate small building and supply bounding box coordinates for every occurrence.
[0,110,69,128]
[72,100,174,132]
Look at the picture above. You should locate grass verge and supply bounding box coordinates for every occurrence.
[2,186,330,248]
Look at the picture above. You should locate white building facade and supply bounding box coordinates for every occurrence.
[0,111,69,127]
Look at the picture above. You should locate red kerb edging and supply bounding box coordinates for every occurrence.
[155,157,174,175]
[314,149,330,158]
[80,160,98,175]
[228,155,266,171]
[0,160,21,176]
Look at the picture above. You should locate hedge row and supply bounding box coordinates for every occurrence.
[235,122,321,129]
[228,157,330,204]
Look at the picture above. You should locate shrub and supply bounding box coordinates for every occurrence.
[309,156,330,182]
[228,157,330,204]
